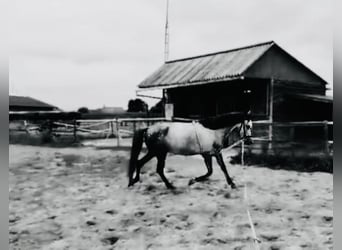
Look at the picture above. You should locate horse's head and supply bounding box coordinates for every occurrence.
[222,111,253,147]
[239,117,253,145]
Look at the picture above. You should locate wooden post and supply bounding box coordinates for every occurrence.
[47,120,53,142]
[24,120,29,134]
[73,119,77,142]
[116,118,120,147]
[268,78,274,151]
[110,121,114,138]
[324,120,329,155]
[241,140,245,166]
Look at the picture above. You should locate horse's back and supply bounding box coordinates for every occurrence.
[146,122,218,155]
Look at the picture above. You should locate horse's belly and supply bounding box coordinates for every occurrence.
[151,122,218,155]
[167,144,199,155]
[165,134,215,155]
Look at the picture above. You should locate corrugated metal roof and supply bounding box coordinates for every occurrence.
[139,41,275,89]
[9,95,57,108]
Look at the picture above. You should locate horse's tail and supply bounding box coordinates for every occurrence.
[128,128,148,185]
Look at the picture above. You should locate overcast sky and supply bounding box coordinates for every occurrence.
[9,0,332,111]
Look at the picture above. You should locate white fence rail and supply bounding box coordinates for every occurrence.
[10,117,333,154]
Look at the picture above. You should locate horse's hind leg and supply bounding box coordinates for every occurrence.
[215,153,236,189]
[156,153,175,189]
[132,152,154,184]
[188,154,213,186]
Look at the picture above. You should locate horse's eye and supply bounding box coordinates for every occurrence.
[246,125,251,129]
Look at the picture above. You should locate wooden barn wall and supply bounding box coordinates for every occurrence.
[250,79,333,147]
[274,98,332,122]
[253,79,333,153]
[166,79,269,119]
[272,80,328,122]
[244,45,327,87]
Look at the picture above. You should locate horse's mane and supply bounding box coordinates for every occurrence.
[198,112,247,130]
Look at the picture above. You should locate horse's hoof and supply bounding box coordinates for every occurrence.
[230,183,237,189]
[167,184,176,190]
[188,179,196,186]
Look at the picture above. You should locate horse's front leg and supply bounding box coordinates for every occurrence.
[131,152,154,185]
[215,153,236,189]
[156,153,175,189]
[188,153,213,186]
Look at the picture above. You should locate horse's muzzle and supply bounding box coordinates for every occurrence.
[244,136,253,145]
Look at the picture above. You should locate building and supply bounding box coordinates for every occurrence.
[138,41,332,122]
[91,106,125,114]
[9,95,59,112]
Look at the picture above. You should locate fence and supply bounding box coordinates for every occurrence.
[10,117,193,146]
[9,116,333,156]
[248,120,333,157]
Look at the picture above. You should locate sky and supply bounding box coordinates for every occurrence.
[9,0,332,111]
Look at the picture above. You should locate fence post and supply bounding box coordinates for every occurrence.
[324,120,329,155]
[116,118,120,147]
[241,140,245,166]
[24,120,29,134]
[48,120,53,134]
[268,78,274,151]
[110,121,114,138]
[73,119,77,142]
[46,120,53,142]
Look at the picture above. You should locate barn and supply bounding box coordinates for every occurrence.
[9,95,59,112]
[138,41,332,122]
[138,41,332,156]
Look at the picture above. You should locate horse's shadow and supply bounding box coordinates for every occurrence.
[133,176,239,198]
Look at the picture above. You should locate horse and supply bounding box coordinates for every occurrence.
[127,112,253,190]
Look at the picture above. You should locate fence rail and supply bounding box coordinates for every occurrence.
[10,117,333,156]
[249,120,333,157]
[253,120,333,126]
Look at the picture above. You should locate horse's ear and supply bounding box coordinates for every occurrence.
[243,89,252,117]
[245,110,252,120]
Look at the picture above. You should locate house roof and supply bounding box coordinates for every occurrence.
[9,95,57,109]
[139,41,328,89]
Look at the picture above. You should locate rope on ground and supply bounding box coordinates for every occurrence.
[244,185,261,249]
[241,140,261,250]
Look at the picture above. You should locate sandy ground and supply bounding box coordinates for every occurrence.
[9,144,333,250]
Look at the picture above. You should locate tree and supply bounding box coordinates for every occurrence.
[77,107,89,113]
[149,100,164,114]
[127,99,148,112]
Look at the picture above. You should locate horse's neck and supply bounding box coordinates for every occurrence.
[217,123,239,135]
[215,123,240,147]
[214,128,227,137]
[214,127,231,142]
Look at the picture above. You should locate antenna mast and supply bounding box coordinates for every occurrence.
[164,0,170,62]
